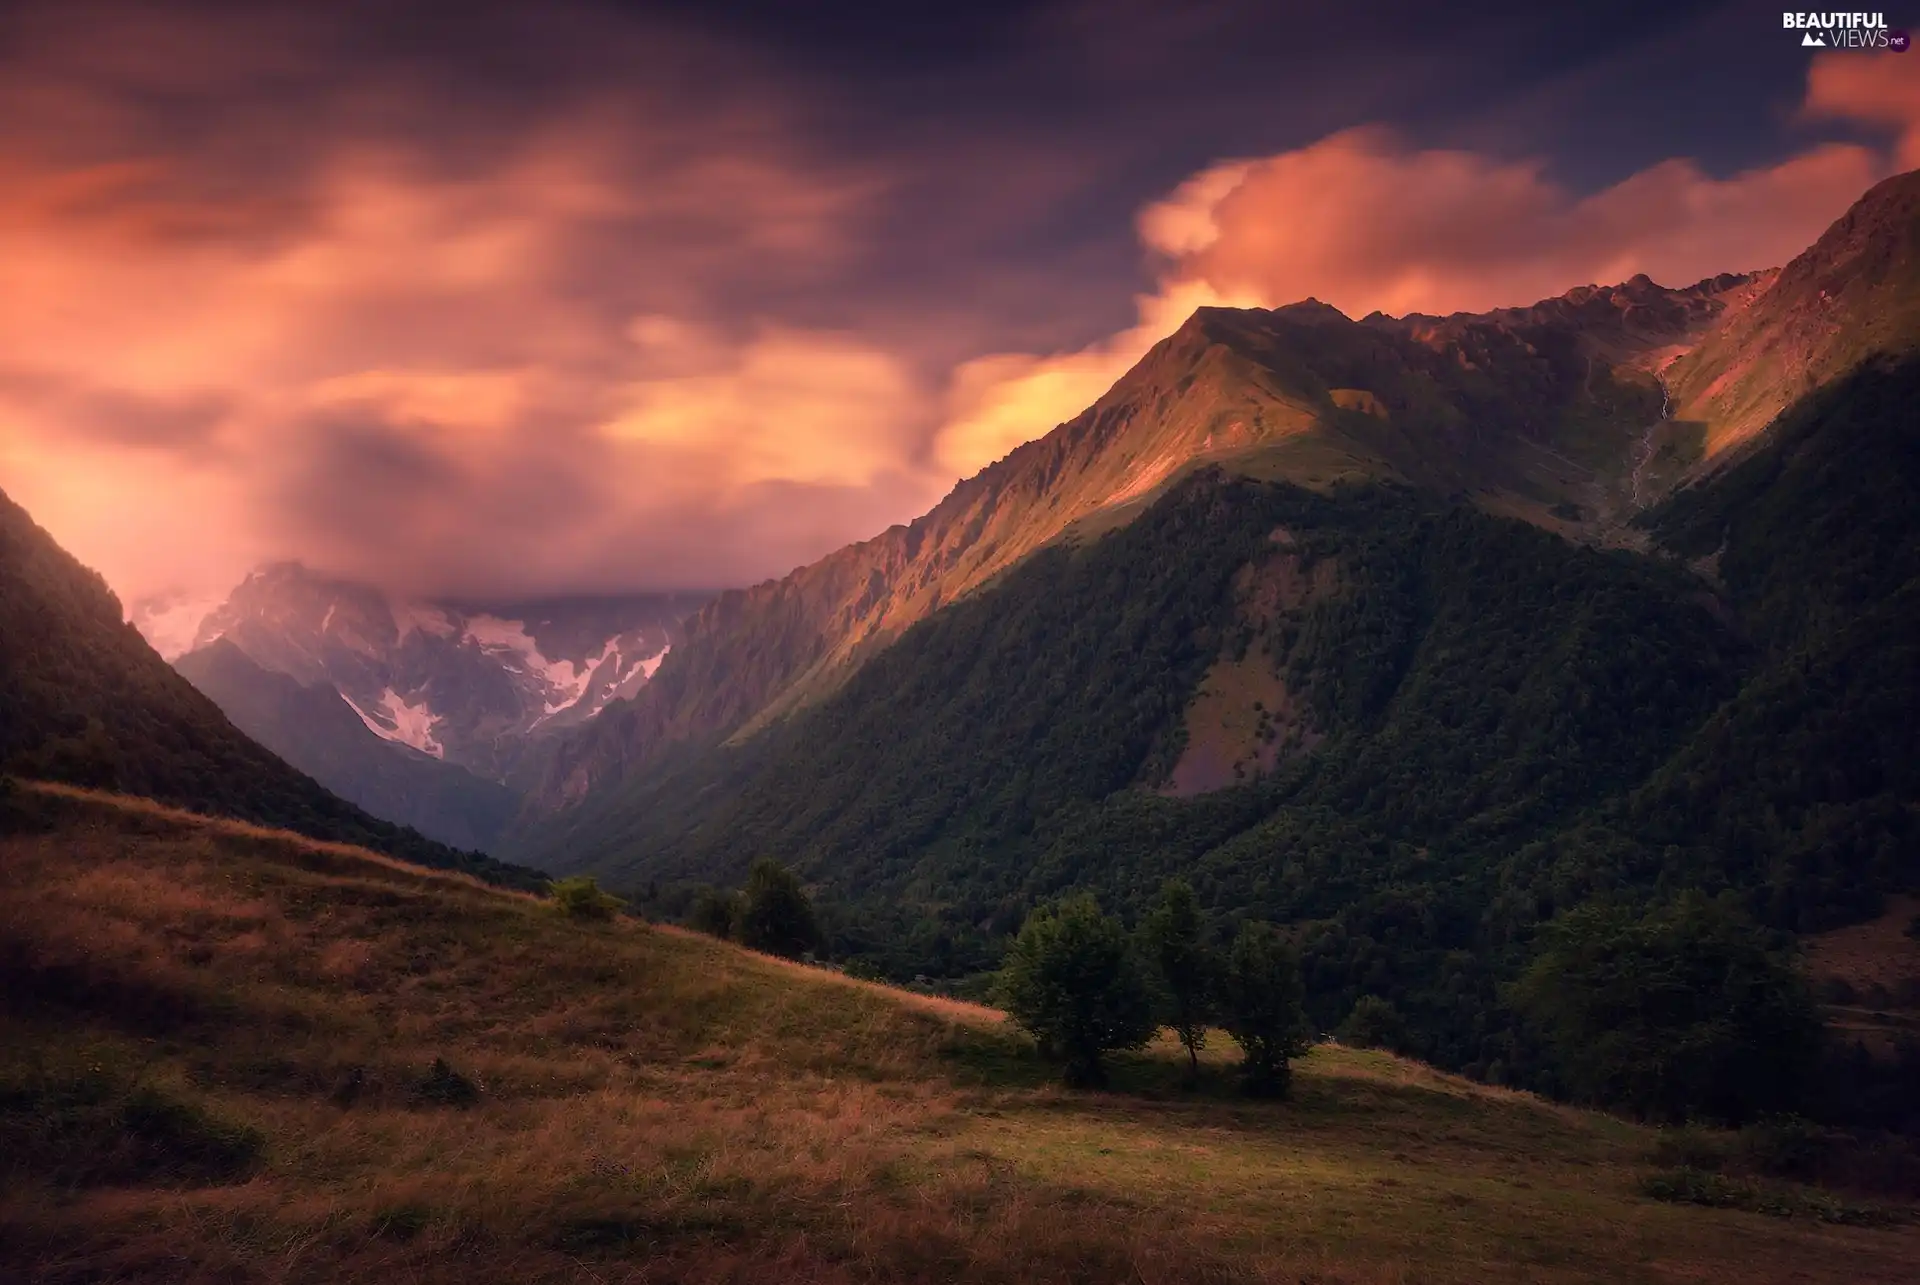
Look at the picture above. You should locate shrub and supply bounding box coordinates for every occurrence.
[689,885,741,939]
[1219,921,1311,1097]
[998,893,1155,1088]
[735,859,819,959]
[0,1064,260,1186]
[412,1057,478,1108]
[550,875,622,920]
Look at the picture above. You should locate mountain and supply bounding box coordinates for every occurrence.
[173,639,520,851]
[0,484,540,888]
[531,271,1758,809]
[517,173,1920,1103]
[145,563,708,786]
[1666,168,1920,458]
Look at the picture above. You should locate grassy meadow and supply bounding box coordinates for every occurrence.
[3,783,1915,1283]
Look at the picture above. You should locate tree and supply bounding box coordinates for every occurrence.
[550,875,621,920]
[1141,878,1217,1084]
[1511,895,1821,1124]
[688,885,741,939]
[736,858,819,959]
[1337,995,1406,1051]
[1219,921,1311,1097]
[998,893,1155,1087]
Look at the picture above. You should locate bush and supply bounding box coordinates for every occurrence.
[689,885,741,939]
[1219,922,1311,1097]
[998,893,1155,1088]
[412,1057,478,1108]
[735,859,819,959]
[550,875,622,920]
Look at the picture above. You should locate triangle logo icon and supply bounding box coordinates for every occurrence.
[1802,30,1827,46]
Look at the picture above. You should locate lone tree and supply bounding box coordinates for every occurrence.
[1141,878,1217,1084]
[735,858,820,959]
[1219,921,1311,1097]
[1511,894,1820,1124]
[999,893,1155,1088]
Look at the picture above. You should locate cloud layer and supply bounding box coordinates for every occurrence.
[0,3,1912,607]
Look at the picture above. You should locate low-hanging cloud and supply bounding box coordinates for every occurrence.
[934,54,1915,474]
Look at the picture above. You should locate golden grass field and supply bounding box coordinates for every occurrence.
[3,783,1916,1283]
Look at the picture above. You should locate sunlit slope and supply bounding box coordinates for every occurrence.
[5,783,1916,1284]
[528,276,1740,813]
[1667,168,1920,460]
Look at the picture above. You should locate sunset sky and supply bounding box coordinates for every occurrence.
[1,0,1916,606]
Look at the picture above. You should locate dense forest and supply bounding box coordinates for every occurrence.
[0,487,544,890]
[537,358,1920,1117]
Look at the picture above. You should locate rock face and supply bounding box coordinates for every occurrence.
[145,563,707,784]
[530,271,1760,811]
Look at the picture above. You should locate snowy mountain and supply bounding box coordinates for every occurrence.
[137,564,709,786]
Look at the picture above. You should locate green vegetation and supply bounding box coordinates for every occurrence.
[0,487,542,889]
[549,874,622,920]
[5,789,1916,1282]
[1219,921,1312,1097]
[1511,896,1820,1124]
[541,356,1920,1129]
[997,894,1155,1087]
[735,857,821,959]
[1140,878,1216,1082]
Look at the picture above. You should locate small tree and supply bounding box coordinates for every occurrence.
[998,893,1155,1088]
[1141,878,1217,1084]
[1219,921,1311,1097]
[550,875,621,920]
[1338,995,1406,1051]
[689,885,741,939]
[736,858,819,959]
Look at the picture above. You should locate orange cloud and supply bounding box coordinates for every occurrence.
[934,57,1913,475]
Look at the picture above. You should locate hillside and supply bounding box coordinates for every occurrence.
[529,274,1753,812]
[4,787,1915,1284]
[529,350,1920,1103]
[1666,169,1920,459]
[174,640,521,851]
[0,486,539,888]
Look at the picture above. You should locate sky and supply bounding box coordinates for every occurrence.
[0,0,1916,606]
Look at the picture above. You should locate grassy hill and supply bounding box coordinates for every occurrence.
[3,785,1915,1284]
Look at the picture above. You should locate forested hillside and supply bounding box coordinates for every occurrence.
[532,358,1919,1108]
[0,487,542,889]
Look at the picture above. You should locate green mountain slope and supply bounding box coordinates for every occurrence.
[0,486,540,888]
[533,353,1920,1097]
[530,274,1751,813]
[174,639,521,852]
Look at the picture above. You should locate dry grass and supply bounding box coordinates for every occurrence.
[4,784,1918,1283]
